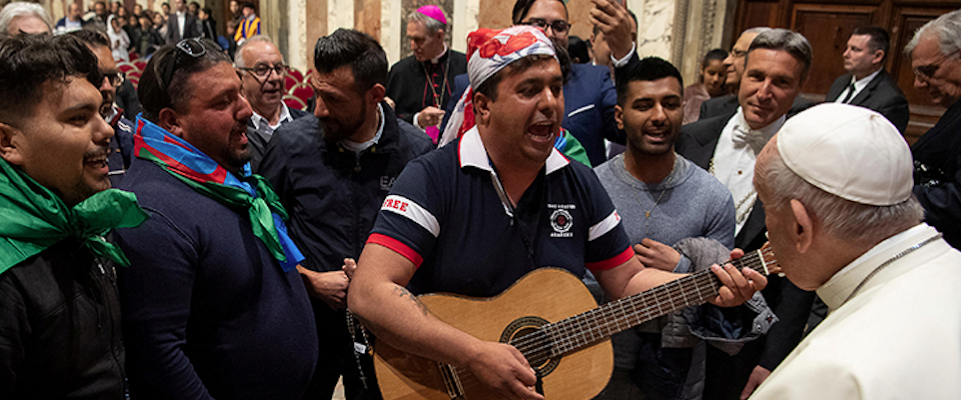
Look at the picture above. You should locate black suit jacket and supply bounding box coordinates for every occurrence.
[699,94,817,121]
[676,111,816,388]
[912,99,961,249]
[248,107,309,172]
[165,12,202,44]
[825,70,910,133]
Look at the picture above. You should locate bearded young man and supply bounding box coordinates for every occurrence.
[113,38,317,399]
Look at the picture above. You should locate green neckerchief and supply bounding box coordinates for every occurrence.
[0,159,148,275]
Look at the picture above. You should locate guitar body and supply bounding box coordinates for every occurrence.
[373,268,613,400]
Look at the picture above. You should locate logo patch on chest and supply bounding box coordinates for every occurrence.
[550,208,574,237]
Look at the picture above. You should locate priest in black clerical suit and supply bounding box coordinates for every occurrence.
[824,27,909,133]
[386,6,466,139]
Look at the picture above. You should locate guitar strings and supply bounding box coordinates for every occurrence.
[511,256,772,359]
[508,253,776,359]
[434,250,780,394]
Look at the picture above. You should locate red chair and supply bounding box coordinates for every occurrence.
[127,76,139,89]
[284,75,298,92]
[128,51,140,61]
[117,62,137,74]
[133,60,147,71]
[289,82,313,104]
[283,95,307,111]
[288,68,304,83]
[127,70,142,80]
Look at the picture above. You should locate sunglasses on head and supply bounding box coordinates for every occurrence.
[159,38,208,93]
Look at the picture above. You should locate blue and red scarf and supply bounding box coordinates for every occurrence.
[133,116,302,272]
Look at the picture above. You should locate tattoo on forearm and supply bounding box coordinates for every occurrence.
[393,286,428,316]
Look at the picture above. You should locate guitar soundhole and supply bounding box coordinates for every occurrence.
[500,316,561,377]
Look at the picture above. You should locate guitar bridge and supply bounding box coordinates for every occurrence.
[438,362,465,399]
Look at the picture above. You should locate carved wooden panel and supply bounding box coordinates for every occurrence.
[791,5,876,93]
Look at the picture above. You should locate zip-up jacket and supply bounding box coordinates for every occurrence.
[0,238,126,399]
[259,102,434,272]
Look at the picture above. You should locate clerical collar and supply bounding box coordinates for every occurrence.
[341,103,385,153]
[250,103,293,132]
[429,44,449,65]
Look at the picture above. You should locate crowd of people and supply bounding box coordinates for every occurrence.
[1,0,960,399]
[2,0,258,59]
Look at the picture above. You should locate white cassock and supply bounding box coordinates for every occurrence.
[750,223,961,400]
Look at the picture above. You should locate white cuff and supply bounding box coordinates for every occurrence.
[611,42,637,68]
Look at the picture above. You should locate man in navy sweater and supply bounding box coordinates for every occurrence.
[114,38,318,399]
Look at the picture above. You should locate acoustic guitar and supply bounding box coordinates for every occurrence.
[373,245,779,400]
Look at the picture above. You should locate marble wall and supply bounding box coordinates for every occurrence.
[275,0,736,83]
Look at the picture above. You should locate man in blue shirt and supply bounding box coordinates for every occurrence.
[349,26,766,400]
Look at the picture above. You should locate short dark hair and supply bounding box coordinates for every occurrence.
[241,2,256,11]
[139,38,231,122]
[702,48,728,68]
[313,28,387,93]
[616,56,683,106]
[512,0,567,25]
[0,34,101,127]
[568,35,589,64]
[852,26,890,62]
[67,28,109,49]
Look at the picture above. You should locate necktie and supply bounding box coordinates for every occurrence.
[841,82,857,103]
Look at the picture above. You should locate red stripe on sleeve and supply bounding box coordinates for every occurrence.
[586,247,634,272]
[366,233,425,268]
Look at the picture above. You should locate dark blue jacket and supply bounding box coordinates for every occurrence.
[115,159,318,400]
[258,102,434,272]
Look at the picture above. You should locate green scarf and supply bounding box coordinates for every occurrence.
[0,159,148,275]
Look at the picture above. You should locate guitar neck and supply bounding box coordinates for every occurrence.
[528,247,777,359]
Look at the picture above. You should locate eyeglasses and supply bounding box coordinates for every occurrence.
[239,63,288,78]
[913,50,960,80]
[159,38,207,93]
[521,18,570,34]
[103,71,124,87]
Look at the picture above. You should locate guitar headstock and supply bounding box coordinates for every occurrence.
[756,243,782,276]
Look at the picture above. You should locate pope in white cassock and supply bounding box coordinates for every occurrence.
[748,103,961,400]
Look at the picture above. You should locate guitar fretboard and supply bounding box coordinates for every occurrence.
[512,247,777,366]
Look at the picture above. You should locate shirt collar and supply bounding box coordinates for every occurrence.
[733,106,785,140]
[851,68,882,90]
[817,223,940,312]
[341,103,386,153]
[250,103,293,132]
[457,126,570,175]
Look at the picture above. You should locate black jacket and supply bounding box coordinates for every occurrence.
[258,102,434,272]
[0,238,126,399]
[677,110,816,400]
[699,94,816,121]
[825,70,909,133]
[246,107,309,172]
[165,12,202,44]
[912,99,961,249]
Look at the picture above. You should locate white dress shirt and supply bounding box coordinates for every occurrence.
[712,107,785,234]
[250,104,293,137]
[833,68,881,103]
